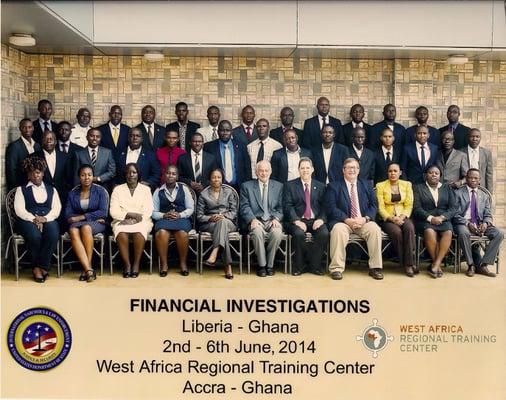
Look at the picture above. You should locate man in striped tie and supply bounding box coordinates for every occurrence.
[325,158,384,280]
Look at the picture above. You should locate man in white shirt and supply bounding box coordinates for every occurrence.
[71,108,92,147]
[247,119,282,178]
[197,105,221,143]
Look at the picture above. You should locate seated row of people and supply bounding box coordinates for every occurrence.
[13,155,502,284]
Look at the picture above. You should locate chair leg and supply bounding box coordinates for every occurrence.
[99,237,104,276]
[199,237,203,275]
[247,236,251,275]
[239,239,243,275]
[149,238,153,275]
[14,242,20,281]
[109,237,114,275]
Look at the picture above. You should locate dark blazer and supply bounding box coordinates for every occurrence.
[232,125,258,146]
[342,122,373,148]
[115,146,161,190]
[177,151,218,188]
[64,183,109,223]
[373,147,401,184]
[435,149,469,185]
[312,143,348,184]
[165,120,201,152]
[32,119,58,144]
[348,146,375,182]
[5,138,41,191]
[439,123,470,150]
[283,179,327,225]
[73,146,116,186]
[270,146,312,183]
[462,146,493,193]
[324,178,378,230]
[401,142,438,185]
[32,150,71,198]
[412,183,458,231]
[301,115,343,149]
[58,141,84,160]
[135,122,166,151]
[405,125,440,148]
[239,179,284,231]
[97,123,130,160]
[370,121,407,150]
[269,126,303,145]
[203,139,251,188]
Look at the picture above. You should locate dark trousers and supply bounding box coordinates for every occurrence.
[288,218,329,273]
[455,224,504,266]
[16,220,59,270]
[380,218,416,268]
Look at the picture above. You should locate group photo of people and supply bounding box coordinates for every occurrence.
[5,96,503,283]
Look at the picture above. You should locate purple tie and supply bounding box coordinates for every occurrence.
[470,190,478,225]
[303,183,312,219]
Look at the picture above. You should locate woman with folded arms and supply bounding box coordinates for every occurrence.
[376,163,416,277]
[14,156,61,283]
[110,163,153,278]
[413,165,458,278]
[65,164,108,282]
[196,168,238,279]
[152,165,194,277]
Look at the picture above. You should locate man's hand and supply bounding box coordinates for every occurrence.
[294,220,307,232]
[313,219,325,230]
[271,219,282,229]
[250,219,261,230]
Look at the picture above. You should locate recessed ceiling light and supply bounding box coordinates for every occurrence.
[9,33,36,47]
[447,55,468,65]
[144,51,164,62]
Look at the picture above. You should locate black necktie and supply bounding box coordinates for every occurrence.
[91,149,97,167]
[257,141,265,163]
[420,145,426,169]
[386,151,391,163]
[61,143,68,153]
[44,121,49,132]
[194,153,201,182]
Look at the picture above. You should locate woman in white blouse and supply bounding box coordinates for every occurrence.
[110,163,153,278]
[14,156,61,283]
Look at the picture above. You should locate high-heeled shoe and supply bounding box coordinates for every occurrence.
[159,269,168,277]
[203,259,216,267]
[130,271,139,278]
[32,268,45,283]
[427,265,438,279]
[123,270,131,278]
[224,266,234,280]
[180,265,189,276]
[86,269,96,283]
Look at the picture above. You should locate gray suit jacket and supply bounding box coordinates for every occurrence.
[453,186,493,226]
[239,179,284,230]
[73,146,116,185]
[436,149,469,185]
[462,146,493,193]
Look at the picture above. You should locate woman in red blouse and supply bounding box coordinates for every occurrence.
[156,129,186,183]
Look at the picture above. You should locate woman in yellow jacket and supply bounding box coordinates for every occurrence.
[375,163,417,277]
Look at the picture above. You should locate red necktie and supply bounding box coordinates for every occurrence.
[350,183,359,218]
[245,126,252,139]
[303,183,312,219]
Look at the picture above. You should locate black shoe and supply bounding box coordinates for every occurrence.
[291,270,302,276]
[123,270,130,278]
[476,265,496,277]
[180,268,189,277]
[130,271,139,278]
[159,269,168,277]
[369,268,384,280]
[266,268,274,276]
[427,266,438,279]
[203,259,216,267]
[330,271,343,280]
[256,267,267,277]
[312,269,324,276]
[86,269,96,283]
[79,273,87,282]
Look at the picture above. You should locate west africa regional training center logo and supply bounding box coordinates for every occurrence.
[7,307,72,371]
[357,318,393,358]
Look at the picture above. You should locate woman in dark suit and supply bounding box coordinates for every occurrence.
[65,164,108,282]
[413,165,458,278]
[14,156,61,283]
[196,168,238,279]
[152,165,194,277]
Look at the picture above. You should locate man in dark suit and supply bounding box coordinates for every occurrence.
[439,105,470,150]
[326,158,383,280]
[136,105,166,151]
[115,127,160,191]
[56,121,83,158]
[73,128,116,190]
[232,105,257,145]
[342,104,373,147]
[32,99,58,144]
[462,128,493,193]
[373,128,401,183]
[271,129,312,183]
[270,107,303,145]
[165,101,200,152]
[301,96,343,149]
[203,120,251,190]
[348,127,375,184]
[33,130,71,200]
[312,125,348,184]
[436,130,469,188]
[177,132,218,194]
[371,104,406,150]
[453,169,503,277]
[283,157,329,276]
[97,105,130,160]
[240,161,284,277]
[6,118,41,191]
[405,106,440,148]
[401,125,438,184]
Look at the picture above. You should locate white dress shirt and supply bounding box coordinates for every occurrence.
[43,149,56,178]
[126,146,141,164]
[353,144,363,159]
[286,148,301,181]
[21,136,35,154]
[322,144,333,184]
[71,124,91,147]
[300,179,315,219]
[247,137,282,178]
[319,115,328,129]
[38,118,54,132]
[352,121,363,129]
[109,122,121,145]
[143,123,155,145]
[345,179,362,218]
[382,145,394,161]
[416,142,431,165]
[468,145,480,169]
[14,182,62,222]
[191,149,203,177]
[196,125,219,143]
[425,182,443,222]
[464,185,477,221]
[58,140,71,154]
